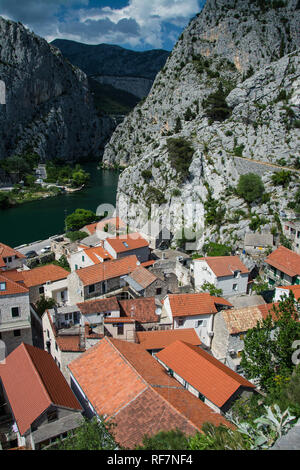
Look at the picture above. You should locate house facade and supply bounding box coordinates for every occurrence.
[282,220,300,255]
[104,233,150,263]
[193,256,249,296]
[0,243,26,271]
[265,246,300,287]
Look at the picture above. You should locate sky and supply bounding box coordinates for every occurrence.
[0,0,206,51]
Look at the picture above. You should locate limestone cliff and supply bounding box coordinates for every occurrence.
[102,0,300,250]
[0,17,113,162]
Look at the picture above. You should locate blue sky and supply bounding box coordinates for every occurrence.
[0,0,206,51]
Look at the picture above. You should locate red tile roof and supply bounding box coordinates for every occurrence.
[0,343,82,435]
[106,233,149,254]
[77,297,120,315]
[277,285,300,300]
[84,217,126,235]
[257,302,280,320]
[119,298,159,323]
[0,243,25,266]
[83,246,113,263]
[168,293,233,317]
[21,264,69,287]
[156,341,255,408]
[0,274,29,296]
[75,255,139,286]
[136,328,201,350]
[68,338,232,448]
[195,256,249,277]
[265,246,300,277]
[221,306,264,334]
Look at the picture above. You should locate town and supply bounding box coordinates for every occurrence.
[0,213,299,450]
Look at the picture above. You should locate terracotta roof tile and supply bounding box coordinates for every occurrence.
[156,341,255,408]
[0,343,82,435]
[21,264,69,287]
[119,298,159,323]
[222,306,264,334]
[195,256,249,277]
[0,274,29,296]
[84,217,126,235]
[77,297,120,315]
[75,255,139,286]
[136,328,201,350]
[106,233,149,254]
[168,293,233,317]
[128,265,157,289]
[83,246,113,263]
[258,302,280,320]
[265,246,300,277]
[0,243,25,266]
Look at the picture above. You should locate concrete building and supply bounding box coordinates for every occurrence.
[161,293,233,347]
[0,343,83,450]
[265,246,300,287]
[193,256,250,296]
[0,274,32,356]
[104,233,150,263]
[69,244,113,271]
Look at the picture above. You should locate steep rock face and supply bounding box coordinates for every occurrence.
[0,17,112,162]
[102,0,300,249]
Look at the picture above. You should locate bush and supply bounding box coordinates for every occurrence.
[167,138,194,181]
[65,208,99,232]
[202,83,232,122]
[65,231,88,242]
[203,242,232,257]
[141,169,152,181]
[236,174,265,203]
[271,171,292,188]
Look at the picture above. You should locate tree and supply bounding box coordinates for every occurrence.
[65,208,98,232]
[203,242,232,257]
[241,292,300,391]
[36,296,56,317]
[272,171,292,188]
[167,137,194,181]
[200,282,223,297]
[0,155,31,180]
[55,417,118,450]
[188,423,250,450]
[202,83,232,122]
[65,231,88,242]
[174,116,182,133]
[136,429,189,450]
[237,173,265,203]
[0,192,12,209]
[71,166,90,188]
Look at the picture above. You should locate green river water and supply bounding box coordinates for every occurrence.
[0,163,120,248]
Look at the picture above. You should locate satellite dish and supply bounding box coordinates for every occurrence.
[155,307,162,316]
[136,261,141,266]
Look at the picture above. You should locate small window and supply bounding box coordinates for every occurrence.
[75,265,78,271]
[233,283,237,291]
[82,256,85,262]
[47,410,58,423]
[55,342,58,351]
[11,307,20,318]
[13,330,21,337]
[198,392,205,402]
[123,242,129,248]
[117,324,124,335]
[156,288,162,295]
[39,286,45,295]
[197,320,203,327]
[89,284,95,294]
[0,282,6,291]
[178,318,185,327]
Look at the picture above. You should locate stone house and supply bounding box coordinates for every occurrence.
[244,232,274,254]
[0,274,32,357]
[122,265,168,299]
[50,237,78,262]
[0,343,84,450]
[265,246,300,287]
[104,233,150,263]
[69,244,113,271]
[67,255,140,304]
[161,293,233,347]
[193,256,249,296]
[155,340,256,414]
[0,242,26,271]
[211,305,267,373]
[282,220,300,255]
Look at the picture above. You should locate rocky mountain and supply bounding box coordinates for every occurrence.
[0,17,115,163]
[102,0,300,251]
[51,39,170,99]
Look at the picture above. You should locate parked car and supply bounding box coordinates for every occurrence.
[41,246,51,254]
[25,250,38,259]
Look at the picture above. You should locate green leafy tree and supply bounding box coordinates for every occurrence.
[202,83,232,122]
[65,208,98,232]
[65,231,88,242]
[241,292,300,391]
[236,173,265,203]
[55,417,118,450]
[174,116,182,133]
[188,423,250,450]
[36,296,56,317]
[200,282,223,297]
[0,156,31,180]
[71,166,90,188]
[136,429,189,450]
[203,242,231,257]
[271,171,292,188]
[167,138,194,181]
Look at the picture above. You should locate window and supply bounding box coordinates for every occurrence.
[233,271,240,278]
[117,324,124,335]
[197,320,203,327]
[11,307,20,318]
[178,318,185,327]
[237,351,242,358]
[13,330,21,337]
[75,265,78,270]
[280,271,284,279]
[47,410,58,423]
[39,286,44,295]
[0,282,6,291]
[82,256,85,262]
[156,287,162,295]
[233,284,237,291]
[198,392,205,402]
[88,284,95,294]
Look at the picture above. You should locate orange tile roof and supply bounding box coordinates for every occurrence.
[265,246,300,277]
[136,328,201,350]
[156,341,255,408]
[21,264,69,287]
[84,217,126,235]
[258,302,280,320]
[128,265,157,289]
[0,343,82,435]
[195,256,249,277]
[168,293,233,317]
[77,297,120,315]
[83,246,113,263]
[56,335,85,352]
[106,233,149,254]
[0,274,29,296]
[68,337,232,448]
[277,285,300,300]
[0,242,25,265]
[119,298,159,323]
[75,255,139,286]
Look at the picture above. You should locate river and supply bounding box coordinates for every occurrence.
[0,163,119,248]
